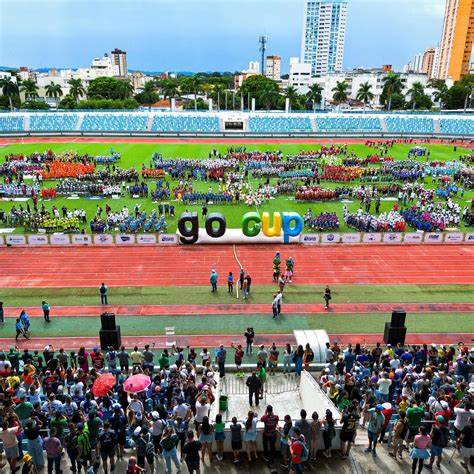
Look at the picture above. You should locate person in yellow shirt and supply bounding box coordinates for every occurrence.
[6,374,20,389]
[130,347,143,368]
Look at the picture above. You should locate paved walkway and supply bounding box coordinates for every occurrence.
[4,302,473,318]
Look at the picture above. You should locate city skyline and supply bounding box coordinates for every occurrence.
[0,0,446,73]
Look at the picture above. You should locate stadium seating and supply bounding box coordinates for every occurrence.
[81,114,148,132]
[385,116,434,134]
[439,118,474,136]
[151,115,220,133]
[30,114,78,131]
[315,116,382,131]
[248,116,312,133]
[0,115,24,132]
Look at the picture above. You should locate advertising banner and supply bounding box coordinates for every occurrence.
[403,232,424,243]
[300,234,320,245]
[0,235,4,245]
[383,232,403,243]
[71,235,92,245]
[6,235,26,245]
[28,235,48,245]
[158,234,179,245]
[341,233,361,243]
[93,234,114,245]
[136,234,157,244]
[424,232,443,243]
[363,233,382,243]
[320,233,341,244]
[465,232,474,244]
[444,232,464,243]
[115,234,136,245]
[50,234,70,245]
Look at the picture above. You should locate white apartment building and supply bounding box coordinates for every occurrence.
[265,56,281,81]
[300,0,348,76]
[289,57,313,92]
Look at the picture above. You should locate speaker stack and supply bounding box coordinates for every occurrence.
[383,309,407,346]
[99,312,121,350]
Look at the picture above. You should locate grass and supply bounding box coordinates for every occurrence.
[0,284,473,308]
[0,312,472,338]
[1,142,472,233]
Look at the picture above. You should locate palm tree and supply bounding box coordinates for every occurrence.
[45,82,63,106]
[0,77,19,110]
[382,72,404,111]
[307,83,323,112]
[332,81,349,105]
[67,78,86,102]
[285,86,299,111]
[117,79,134,99]
[20,79,39,101]
[189,76,202,111]
[356,82,374,111]
[258,83,280,110]
[160,80,179,106]
[407,81,425,110]
[142,80,157,94]
[211,83,226,111]
[430,80,449,109]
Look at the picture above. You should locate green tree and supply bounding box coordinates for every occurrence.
[210,83,226,110]
[20,79,39,101]
[157,78,179,105]
[257,83,280,110]
[430,80,449,109]
[87,77,132,100]
[0,77,19,110]
[307,83,323,111]
[332,81,349,105]
[381,72,404,110]
[58,95,78,109]
[356,82,374,111]
[445,74,474,110]
[67,78,86,102]
[21,100,50,110]
[45,82,63,106]
[239,75,280,110]
[406,82,426,110]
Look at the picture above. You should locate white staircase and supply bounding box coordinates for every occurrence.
[24,115,30,132]
[146,115,154,132]
[75,114,84,131]
[379,117,388,132]
[433,118,441,134]
[310,116,319,132]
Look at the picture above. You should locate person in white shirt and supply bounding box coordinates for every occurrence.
[194,395,210,428]
[377,373,392,402]
[454,401,474,434]
[173,400,192,421]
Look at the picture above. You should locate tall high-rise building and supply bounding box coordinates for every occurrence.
[111,48,128,77]
[421,47,436,79]
[300,0,348,76]
[436,0,473,81]
[265,56,282,80]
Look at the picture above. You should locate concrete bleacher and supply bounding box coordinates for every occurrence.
[30,114,78,131]
[248,115,312,133]
[151,114,220,133]
[315,115,382,131]
[385,116,435,134]
[439,118,474,136]
[0,115,24,132]
[81,113,148,132]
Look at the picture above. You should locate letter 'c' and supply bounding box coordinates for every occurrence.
[242,212,261,237]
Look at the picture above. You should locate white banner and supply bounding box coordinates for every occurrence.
[28,235,48,245]
[93,234,114,245]
[444,232,464,243]
[424,232,443,243]
[159,234,178,245]
[404,232,424,243]
[0,235,4,246]
[363,232,382,243]
[115,234,136,245]
[136,234,157,244]
[50,234,70,245]
[300,234,320,245]
[6,235,26,245]
[71,234,92,245]
[383,232,403,243]
[341,233,361,243]
[320,233,341,244]
[465,232,474,244]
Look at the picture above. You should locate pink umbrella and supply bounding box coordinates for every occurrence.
[123,374,151,393]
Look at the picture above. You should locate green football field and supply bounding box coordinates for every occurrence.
[0,141,472,234]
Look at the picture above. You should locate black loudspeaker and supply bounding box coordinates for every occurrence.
[99,326,121,350]
[100,312,116,330]
[391,309,406,327]
[383,322,407,346]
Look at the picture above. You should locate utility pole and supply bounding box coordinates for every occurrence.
[259,35,267,76]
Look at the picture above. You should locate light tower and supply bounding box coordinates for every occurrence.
[259,35,267,76]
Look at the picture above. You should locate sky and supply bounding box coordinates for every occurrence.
[0,0,447,73]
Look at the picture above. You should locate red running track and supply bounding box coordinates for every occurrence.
[0,244,473,287]
[1,332,472,351]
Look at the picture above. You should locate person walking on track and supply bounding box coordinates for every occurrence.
[324,286,332,310]
[100,283,108,305]
[42,300,50,322]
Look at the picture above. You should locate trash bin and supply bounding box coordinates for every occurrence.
[219,395,228,412]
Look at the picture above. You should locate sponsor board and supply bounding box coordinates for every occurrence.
[136,234,157,244]
[424,232,443,243]
[0,235,4,245]
[341,233,361,243]
[6,235,26,245]
[28,235,49,245]
[71,235,92,245]
[383,232,403,243]
[50,234,70,245]
[93,234,114,245]
[321,233,341,244]
[404,232,424,243]
[363,233,382,243]
[159,234,179,245]
[444,232,464,243]
[301,234,320,245]
[465,232,474,244]
[115,234,136,245]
